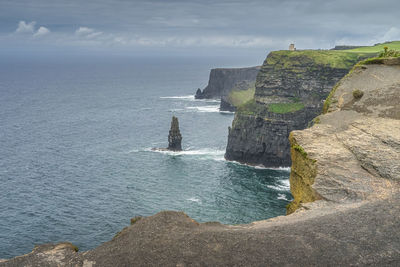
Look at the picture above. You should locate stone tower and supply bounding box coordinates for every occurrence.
[289,43,296,51]
[168,116,182,151]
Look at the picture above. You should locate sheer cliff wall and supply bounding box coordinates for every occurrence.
[225,50,370,167]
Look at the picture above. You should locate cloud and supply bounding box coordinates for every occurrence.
[382,27,400,42]
[16,21,36,34]
[34,26,50,37]
[75,27,94,36]
[87,31,103,39]
[75,26,103,39]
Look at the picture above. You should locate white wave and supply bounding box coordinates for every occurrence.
[277,193,289,201]
[146,148,225,161]
[219,110,235,114]
[186,105,220,113]
[126,149,140,153]
[160,95,195,100]
[168,108,185,112]
[160,95,221,103]
[187,197,202,203]
[268,166,291,172]
[266,179,290,191]
[225,159,291,172]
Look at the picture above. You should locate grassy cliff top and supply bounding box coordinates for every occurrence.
[345,41,400,53]
[265,50,372,69]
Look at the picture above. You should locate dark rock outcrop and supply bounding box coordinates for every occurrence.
[225,50,370,167]
[195,66,260,111]
[219,97,236,112]
[167,116,182,151]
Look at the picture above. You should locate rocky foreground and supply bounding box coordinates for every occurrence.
[2,59,400,266]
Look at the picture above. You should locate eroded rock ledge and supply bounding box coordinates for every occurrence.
[2,60,400,266]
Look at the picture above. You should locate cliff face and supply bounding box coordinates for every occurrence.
[288,57,400,213]
[225,50,369,167]
[195,66,260,111]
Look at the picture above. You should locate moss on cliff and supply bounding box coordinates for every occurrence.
[265,50,372,70]
[237,99,305,116]
[268,102,305,114]
[237,99,268,116]
[227,84,255,108]
[287,132,321,214]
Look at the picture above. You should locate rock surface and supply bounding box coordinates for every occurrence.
[3,59,400,266]
[167,116,182,151]
[195,66,260,111]
[288,58,400,213]
[225,50,369,167]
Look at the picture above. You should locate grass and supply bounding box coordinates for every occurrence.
[237,99,305,116]
[237,99,268,116]
[228,84,255,107]
[268,102,305,114]
[345,41,400,53]
[265,50,372,69]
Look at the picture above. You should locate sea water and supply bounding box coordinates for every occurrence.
[0,55,291,258]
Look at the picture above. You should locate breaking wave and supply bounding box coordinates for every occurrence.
[160,95,220,103]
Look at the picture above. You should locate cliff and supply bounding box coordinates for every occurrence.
[225,49,371,167]
[288,56,400,213]
[2,56,400,267]
[195,66,260,111]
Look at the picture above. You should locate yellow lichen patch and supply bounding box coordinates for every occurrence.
[287,132,321,214]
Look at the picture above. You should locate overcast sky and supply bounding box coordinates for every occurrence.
[1,0,400,58]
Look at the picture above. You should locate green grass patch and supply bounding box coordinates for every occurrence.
[265,50,372,70]
[237,99,268,116]
[268,102,305,114]
[345,41,400,53]
[228,85,255,107]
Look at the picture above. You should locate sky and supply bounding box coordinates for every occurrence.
[1,0,400,59]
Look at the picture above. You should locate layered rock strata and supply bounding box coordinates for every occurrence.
[288,57,400,213]
[3,58,400,267]
[225,50,369,167]
[167,116,182,151]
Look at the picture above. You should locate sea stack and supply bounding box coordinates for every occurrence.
[168,116,182,151]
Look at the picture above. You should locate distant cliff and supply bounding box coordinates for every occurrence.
[195,66,260,111]
[225,50,371,167]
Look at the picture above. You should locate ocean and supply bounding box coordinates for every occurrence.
[0,55,291,259]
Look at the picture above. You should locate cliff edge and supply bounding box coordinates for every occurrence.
[225,49,370,167]
[3,58,400,266]
[287,57,400,213]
